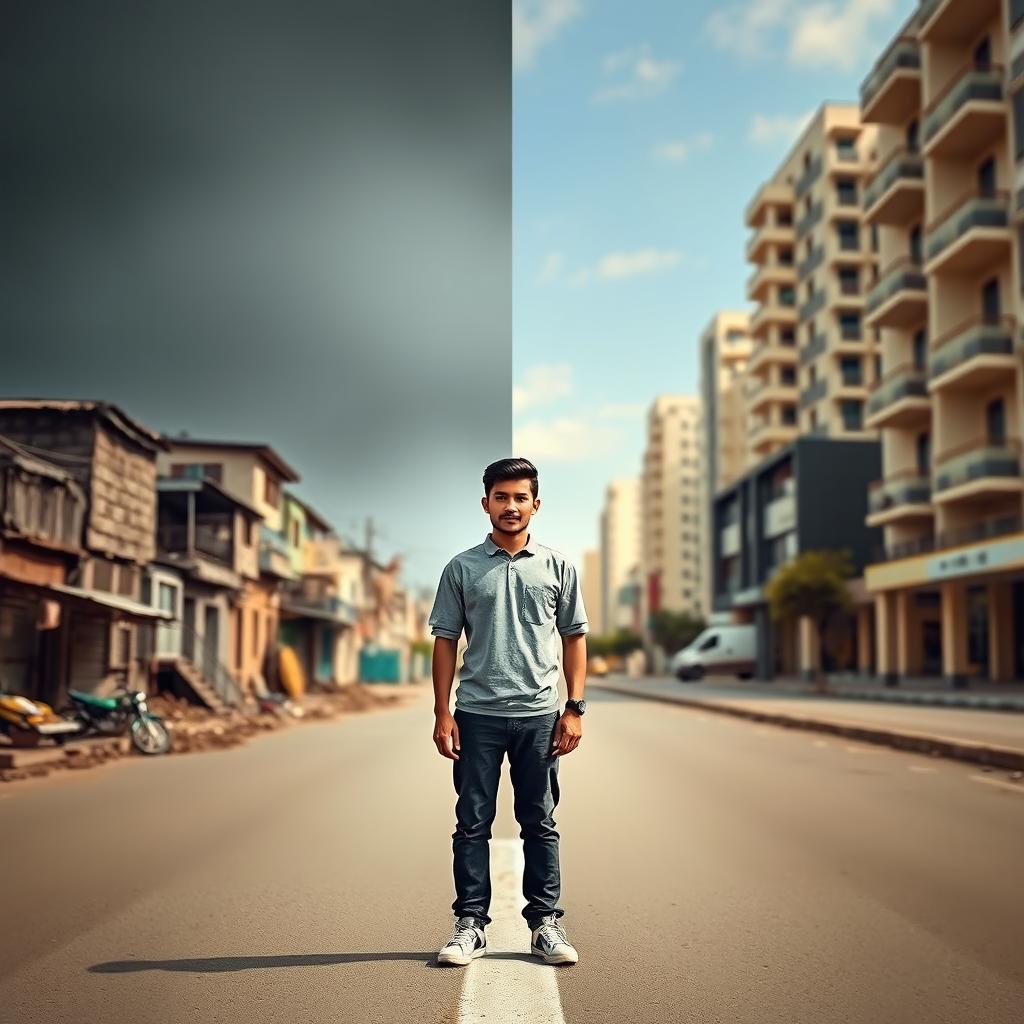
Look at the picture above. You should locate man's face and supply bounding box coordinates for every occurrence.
[482,477,539,536]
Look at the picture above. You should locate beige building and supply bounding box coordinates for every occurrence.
[745,103,881,468]
[640,395,703,639]
[600,477,641,633]
[581,548,604,637]
[861,0,1024,685]
[700,312,752,611]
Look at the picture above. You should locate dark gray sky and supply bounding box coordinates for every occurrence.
[0,0,510,592]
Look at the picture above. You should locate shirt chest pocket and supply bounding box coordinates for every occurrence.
[517,577,555,625]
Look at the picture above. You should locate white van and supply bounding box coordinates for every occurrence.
[668,624,757,681]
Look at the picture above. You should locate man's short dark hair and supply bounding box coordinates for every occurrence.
[483,458,538,500]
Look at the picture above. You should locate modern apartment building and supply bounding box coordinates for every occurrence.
[640,395,703,639]
[861,0,1024,685]
[711,436,882,679]
[599,477,641,634]
[700,311,753,611]
[581,548,605,638]
[744,104,881,469]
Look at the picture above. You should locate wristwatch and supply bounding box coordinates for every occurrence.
[565,698,586,716]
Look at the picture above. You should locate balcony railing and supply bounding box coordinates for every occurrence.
[795,155,823,199]
[866,363,927,416]
[933,437,1021,493]
[863,149,924,213]
[157,523,233,566]
[875,514,1023,563]
[800,332,828,365]
[868,471,931,515]
[799,377,828,408]
[928,314,1015,379]
[865,256,926,316]
[796,201,823,238]
[799,289,827,322]
[861,37,921,112]
[798,244,825,279]
[924,188,1009,264]
[922,62,1004,146]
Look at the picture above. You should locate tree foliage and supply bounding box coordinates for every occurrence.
[587,628,643,658]
[763,549,854,630]
[649,609,706,656]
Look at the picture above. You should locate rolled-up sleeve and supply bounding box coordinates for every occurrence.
[556,561,589,637]
[428,559,465,640]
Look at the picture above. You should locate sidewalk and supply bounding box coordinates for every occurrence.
[590,674,1024,772]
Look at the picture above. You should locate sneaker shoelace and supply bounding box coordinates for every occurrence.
[536,919,568,948]
[447,920,481,951]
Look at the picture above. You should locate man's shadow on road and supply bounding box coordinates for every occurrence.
[90,952,540,973]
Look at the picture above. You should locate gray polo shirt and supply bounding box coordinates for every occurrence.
[428,532,589,717]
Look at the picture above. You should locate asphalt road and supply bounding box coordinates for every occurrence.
[2,685,1022,1023]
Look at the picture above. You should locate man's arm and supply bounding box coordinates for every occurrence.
[431,637,460,760]
[561,632,587,702]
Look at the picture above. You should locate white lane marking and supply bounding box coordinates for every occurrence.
[844,744,881,754]
[457,838,566,1024]
[812,739,829,748]
[908,765,938,774]
[969,774,1024,796]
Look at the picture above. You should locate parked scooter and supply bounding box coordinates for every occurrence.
[0,689,83,747]
[61,687,172,756]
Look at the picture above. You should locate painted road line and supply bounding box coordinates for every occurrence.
[456,838,566,1024]
[968,774,1024,796]
[908,765,938,773]
[813,739,829,747]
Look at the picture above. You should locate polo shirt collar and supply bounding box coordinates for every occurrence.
[484,531,539,556]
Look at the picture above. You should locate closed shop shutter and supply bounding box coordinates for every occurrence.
[0,595,39,696]
[69,613,109,695]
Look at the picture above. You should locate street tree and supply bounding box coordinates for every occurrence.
[763,549,853,694]
[649,609,706,656]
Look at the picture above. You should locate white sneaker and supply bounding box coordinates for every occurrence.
[530,915,578,965]
[437,916,487,966]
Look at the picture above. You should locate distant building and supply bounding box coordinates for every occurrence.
[599,477,640,633]
[581,548,604,637]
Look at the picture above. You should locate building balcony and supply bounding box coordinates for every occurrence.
[799,331,828,366]
[797,244,825,279]
[749,421,798,456]
[799,377,828,409]
[866,472,932,527]
[863,149,924,225]
[747,338,798,374]
[919,0,1001,45]
[861,37,922,124]
[796,201,823,238]
[865,257,927,328]
[746,222,795,263]
[922,62,1005,158]
[795,155,823,199]
[747,379,798,414]
[798,289,827,323]
[747,262,796,304]
[720,522,740,557]
[924,189,1010,276]
[933,437,1023,506]
[750,300,798,338]
[865,364,930,429]
[928,314,1017,392]
[745,182,794,229]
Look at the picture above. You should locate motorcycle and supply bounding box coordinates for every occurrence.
[0,690,83,747]
[61,687,173,756]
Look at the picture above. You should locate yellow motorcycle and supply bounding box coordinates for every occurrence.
[0,689,83,747]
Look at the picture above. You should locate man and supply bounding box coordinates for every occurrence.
[428,457,588,967]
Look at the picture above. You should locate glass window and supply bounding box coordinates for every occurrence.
[836,178,858,205]
[841,400,863,431]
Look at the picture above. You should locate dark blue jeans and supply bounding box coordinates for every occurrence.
[451,708,564,928]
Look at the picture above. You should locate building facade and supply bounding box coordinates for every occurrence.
[745,104,881,469]
[599,477,641,634]
[640,395,704,643]
[861,0,1024,685]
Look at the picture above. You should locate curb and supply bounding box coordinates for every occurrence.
[592,682,1024,772]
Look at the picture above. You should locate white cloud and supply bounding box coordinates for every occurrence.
[513,417,621,461]
[749,110,814,148]
[513,0,583,73]
[537,250,566,284]
[594,248,681,280]
[706,0,893,71]
[789,0,894,71]
[513,363,574,412]
[653,132,714,163]
[592,43,680,102]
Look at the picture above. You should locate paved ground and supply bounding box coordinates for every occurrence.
[593,674,1024,751]
[3,684,1022,1023]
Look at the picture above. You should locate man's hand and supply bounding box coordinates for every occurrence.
[551,710,582,757]
[433,709,460,760]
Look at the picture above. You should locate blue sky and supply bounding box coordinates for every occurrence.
[512,0,912,577]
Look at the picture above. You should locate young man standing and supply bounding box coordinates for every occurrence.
[428,457,589,967]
